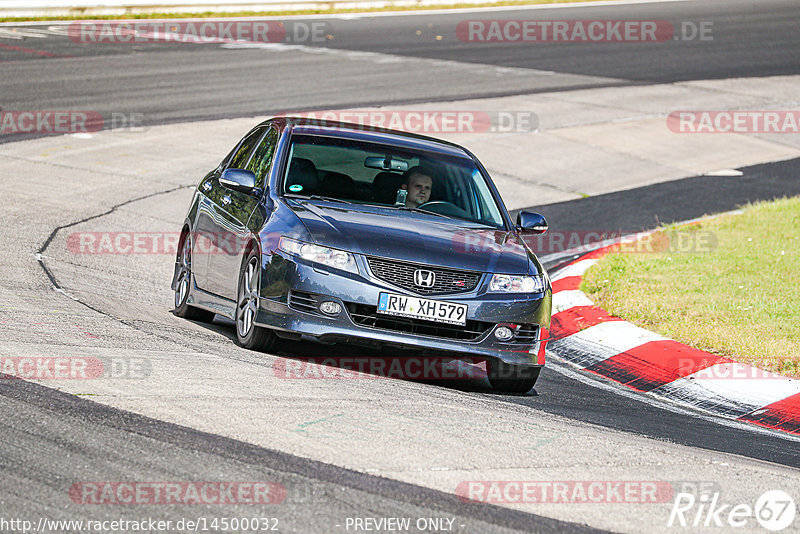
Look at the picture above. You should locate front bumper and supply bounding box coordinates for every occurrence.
[255,253,552,366]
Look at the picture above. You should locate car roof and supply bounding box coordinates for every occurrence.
[269,116,473,159]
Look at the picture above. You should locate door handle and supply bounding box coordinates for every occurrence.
[221,195,231,206]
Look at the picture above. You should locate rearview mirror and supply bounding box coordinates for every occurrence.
[365,156,409,172]
[517,211,548,234]
[220,168,256,194]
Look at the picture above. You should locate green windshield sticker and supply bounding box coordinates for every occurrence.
[289,184,303,192]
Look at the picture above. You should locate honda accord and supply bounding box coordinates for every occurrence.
[172,117,551,392]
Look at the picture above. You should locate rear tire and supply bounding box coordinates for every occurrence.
[236,250,277,351]
[487,359,541,393]
[174,233,216,322]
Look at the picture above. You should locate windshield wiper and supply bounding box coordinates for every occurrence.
[310,195,352,204]
[396,206,452,220]
[295,195,354,205]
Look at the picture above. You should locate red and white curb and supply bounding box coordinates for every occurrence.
[547,245,800,435]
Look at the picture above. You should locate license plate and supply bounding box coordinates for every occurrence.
[377,292,467,326]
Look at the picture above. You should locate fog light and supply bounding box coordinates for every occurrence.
[319,301,342,316]
[494,326,514,341]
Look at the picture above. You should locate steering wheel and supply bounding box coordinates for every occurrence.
[416,200,470,218]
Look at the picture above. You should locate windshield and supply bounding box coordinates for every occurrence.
[282,134,506,228]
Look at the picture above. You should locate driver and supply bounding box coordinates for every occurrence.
[402,166,433,208]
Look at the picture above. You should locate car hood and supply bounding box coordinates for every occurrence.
[287,199,534,274]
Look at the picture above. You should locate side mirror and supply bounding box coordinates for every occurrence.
[517,211,548,234]
[220,168,256,194]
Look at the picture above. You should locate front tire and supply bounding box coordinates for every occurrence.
[487,359,541,393]
[236,250,277,351]
[174,234,216,322]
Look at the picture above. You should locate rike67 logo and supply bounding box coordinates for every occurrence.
[669,490,796,531]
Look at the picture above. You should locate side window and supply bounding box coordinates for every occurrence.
[246,127,279,189]
[228,126,267,170]
[219,145,238,169]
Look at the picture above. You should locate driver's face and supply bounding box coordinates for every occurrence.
[406,173,432,208]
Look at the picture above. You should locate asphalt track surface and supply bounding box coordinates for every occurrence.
[0,378,597,534]
[0,0,799,137]
[2,0,800,532]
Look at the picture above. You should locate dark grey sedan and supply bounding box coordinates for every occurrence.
[172,117,551,392]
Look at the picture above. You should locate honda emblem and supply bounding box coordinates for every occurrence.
[413,269,436,288]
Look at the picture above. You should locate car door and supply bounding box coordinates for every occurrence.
[197,125,266,296]
[206,125,279,300]
[192,143,239,291]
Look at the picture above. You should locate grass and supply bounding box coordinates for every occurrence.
[0,0,611,22]
[581,196,800,378]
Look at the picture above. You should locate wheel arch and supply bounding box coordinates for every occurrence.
[239,236,265,292]
[171,221,194,290]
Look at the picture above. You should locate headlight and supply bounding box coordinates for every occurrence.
[278,237,358,274]
[489,274,545,293]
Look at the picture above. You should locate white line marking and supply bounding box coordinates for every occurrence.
[47,25,73,36]
[220,40,555,75]
[551,258,597,281]
[11,29,51,38]
[705,168,744,177]
[550,334,620,368]
[0,27,67,39]
[0,29,24,39]
[565,320,669,355]
[552,289,593,313]
[546,353,800,442]
[54,288,79,301]
[0,0,694,27]
[691,362,800,384]
[662,364,800,412]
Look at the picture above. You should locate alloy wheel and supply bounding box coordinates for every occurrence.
[237,256,260,338]
[175,235,192,308]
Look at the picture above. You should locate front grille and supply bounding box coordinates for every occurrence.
[346,302,491,341]
[366,257,482,295]
[288,291,321,315]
